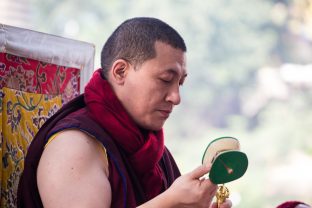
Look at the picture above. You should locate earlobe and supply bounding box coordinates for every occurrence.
[111,59,129,85]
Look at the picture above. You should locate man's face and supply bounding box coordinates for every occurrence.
[118,41,187,131]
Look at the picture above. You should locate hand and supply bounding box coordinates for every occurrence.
[165,165,218,208]
[211,199,232,208]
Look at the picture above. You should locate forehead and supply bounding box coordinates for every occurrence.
[152,41,187,75]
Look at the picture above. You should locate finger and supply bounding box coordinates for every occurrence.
[209,184,218,196]
[210,199,232,208]
[210,202,217,208]
[187,165,211,179]
[220,199,232,208]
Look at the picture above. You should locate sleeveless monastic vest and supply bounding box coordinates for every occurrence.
[17,95,181,208]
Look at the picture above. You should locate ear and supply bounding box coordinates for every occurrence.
[110,59,130,85]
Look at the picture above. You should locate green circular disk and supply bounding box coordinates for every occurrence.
[209,151,248,184]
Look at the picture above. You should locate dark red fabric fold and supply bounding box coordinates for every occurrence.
[84,69,165,200]
[277,201,310,208]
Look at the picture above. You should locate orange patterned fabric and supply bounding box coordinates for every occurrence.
[0,87,62,207]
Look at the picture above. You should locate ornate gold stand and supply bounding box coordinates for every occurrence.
[216,184,230,208]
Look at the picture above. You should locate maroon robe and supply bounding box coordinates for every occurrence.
[17,95,181,208]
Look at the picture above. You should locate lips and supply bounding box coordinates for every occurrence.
[158,109,172,118]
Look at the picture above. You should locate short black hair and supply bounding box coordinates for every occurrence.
[100,17,186,78]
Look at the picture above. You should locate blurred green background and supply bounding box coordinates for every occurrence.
[1,0,312,207]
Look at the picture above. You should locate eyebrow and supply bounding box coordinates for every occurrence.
[165,68,188,78]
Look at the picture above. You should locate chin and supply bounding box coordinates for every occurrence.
[151,126,163,131]
[143,125,163,131]
[140,122,164,131]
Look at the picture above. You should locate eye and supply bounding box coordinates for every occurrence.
[159,74,174,83]
[179,76,186,86]
[160,78,172,83]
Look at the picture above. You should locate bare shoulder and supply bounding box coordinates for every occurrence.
[37,129,111,208]
[39,130,107,174]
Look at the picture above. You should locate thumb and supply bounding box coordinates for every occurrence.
[187,164,211,179]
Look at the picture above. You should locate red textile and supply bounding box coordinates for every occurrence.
[84,69,165,200]
[0,52,80,104]
[277,201,310,208]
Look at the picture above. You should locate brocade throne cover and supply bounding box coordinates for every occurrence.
[0,23,95,207]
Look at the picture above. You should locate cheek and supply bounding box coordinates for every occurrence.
[126,84,150,111]
[126,78,165,111]
[135,89,160,114]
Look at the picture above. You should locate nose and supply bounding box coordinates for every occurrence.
[165,86,181,105]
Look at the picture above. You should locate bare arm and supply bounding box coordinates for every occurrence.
[37,130,111,208]
[37,130,231,208]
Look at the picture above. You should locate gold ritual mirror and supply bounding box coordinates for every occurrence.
[202,137,248,207]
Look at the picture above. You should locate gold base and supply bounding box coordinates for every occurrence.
[216,184,230,208]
